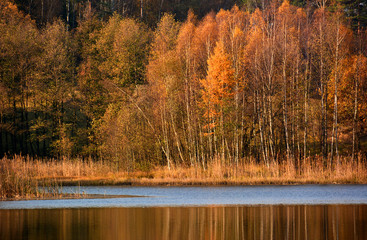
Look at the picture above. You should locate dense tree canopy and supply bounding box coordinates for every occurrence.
[1,0,367,170]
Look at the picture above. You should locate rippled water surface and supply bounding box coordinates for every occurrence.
[1,185,367,240]
[1,185,367,209]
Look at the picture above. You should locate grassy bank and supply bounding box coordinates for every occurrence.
[1,155,367,199]
[0,156,66,200]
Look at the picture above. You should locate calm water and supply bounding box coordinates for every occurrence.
[1,185,367,239]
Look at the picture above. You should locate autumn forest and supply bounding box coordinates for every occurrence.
[1,0,367,174]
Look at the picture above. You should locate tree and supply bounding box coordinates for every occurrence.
[96,15,150,87]
[176,10,200,166]
[75,4,106,156]
[326,9,352,165]
[311,6,327,160]
[192,12,218,79]
[93,15,152,168]
[147,13,182,168]
[200,40,235,162]
[243,8,268,163]
[33,20,75,157]
[338,0,367,29]
[0,0,39,155]
[328,54,367,157]
[216,5,248,165]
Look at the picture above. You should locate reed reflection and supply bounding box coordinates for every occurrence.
[1,205,366,240]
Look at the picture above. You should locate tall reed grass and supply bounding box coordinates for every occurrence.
[1,154,366,199]
[0,155,38,199]
[1,155,68,199]
[148,156,367,185]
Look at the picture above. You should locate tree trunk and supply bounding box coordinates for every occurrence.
[12,97,17,153]
[304,60,309,162]
[331,20,341,166]
[352,27,361,161]
[161,104,171,169]
[140,0,143,19]
[282,22,290,160]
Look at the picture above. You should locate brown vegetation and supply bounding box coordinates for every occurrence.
[1,155,366,199]
[0,156,65,199]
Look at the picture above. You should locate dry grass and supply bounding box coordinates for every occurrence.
[0,156,38,199]
[1,155,366,199]
[0,155,110,200]
[143,156,367,185]
[30,156,117,180]
[0,155,65,200]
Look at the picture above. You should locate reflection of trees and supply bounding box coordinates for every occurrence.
[2,205,367,239]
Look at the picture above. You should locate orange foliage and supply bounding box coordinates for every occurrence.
[176,10,196,58]
[333,55,367,124]
[201,41,235,130]
[0,0,32,24]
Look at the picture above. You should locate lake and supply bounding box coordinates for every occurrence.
[1,185,367,239]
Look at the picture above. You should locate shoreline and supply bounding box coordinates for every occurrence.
[1,193,144,201]
[2,155,367,200]
[56,177,367,186]
[3,179,366,201]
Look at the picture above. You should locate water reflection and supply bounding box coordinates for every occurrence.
[1,205,366,240]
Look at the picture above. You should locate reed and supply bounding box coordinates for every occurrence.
[143,155,367,185]
[1,154,366,199]
[0,155,37,199]
[1,155,66,199]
